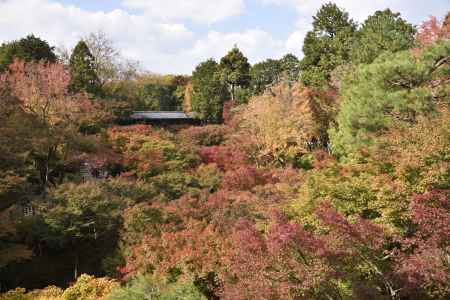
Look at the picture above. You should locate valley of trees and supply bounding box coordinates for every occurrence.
[0,3,449,300]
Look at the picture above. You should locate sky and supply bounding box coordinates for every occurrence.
[0,0,449,74]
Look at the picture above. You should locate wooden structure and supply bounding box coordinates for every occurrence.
[124,111,199,125]
[80,162,108,182]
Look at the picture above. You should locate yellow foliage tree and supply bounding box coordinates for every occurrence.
[237,83,335,165]
[0,275,117,300]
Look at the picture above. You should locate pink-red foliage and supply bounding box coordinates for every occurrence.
[395,190,450,298]
[315,202,385,251]
[220,213,336,300]
[416,16,450,47]
[199,145,248,171]
[312,149,334,169]
[0,60,110,189]
[221,166,274,191]
[2,60,97,126]
[181,125,227,146]
[222,100,235,125]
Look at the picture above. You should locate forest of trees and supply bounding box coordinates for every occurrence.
[0,3,449,300]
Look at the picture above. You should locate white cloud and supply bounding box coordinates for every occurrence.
[261,0,448,22]
[0,0,447,74]
[0,0,195,73]
[122,0,246,24]
[0,0,194,48]
[190,29,286,64]
[285,30,306,58]
[123,29,286,74]
[0,0,283,74]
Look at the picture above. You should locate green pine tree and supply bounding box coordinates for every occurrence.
[330,40,450,157]
[300,3,357,87]
[279,53,300,82]
[250,58,282,95]
[191,59,229,123]
[352,9,416,64]
[219,46,251,101]
[69,40,100,95]
[250,54,300,95]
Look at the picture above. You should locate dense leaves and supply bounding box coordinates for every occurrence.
[352,9,416,64]
[250,54,300,95]
[69,41,101,95]
[300,3,357,87]
[395,190,450,298]
[0,60,105,195]
[0,35,56,72]
[330,40,450,157]
[238,83,335,166]
[219,47,251,101]
[191,59,229,122]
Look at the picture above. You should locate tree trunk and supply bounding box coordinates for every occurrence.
[74,250,79,280]
[42,157,49,199]
[230,84,235,102]
[40,145,57,199]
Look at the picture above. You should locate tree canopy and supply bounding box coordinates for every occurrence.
[300,3,357,87]
[219,46,251,101]
[69,40,101,95]
[330,40,450,157]
[352,9,416,64]
[0,35,56,72]
[250,58,282,95]
[250,54,300,95]
[191,59,229,122]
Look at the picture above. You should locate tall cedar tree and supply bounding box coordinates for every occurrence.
[0,35,56,72]
[69,41,101,95]
[191,59,229,123]
[300,3,357,87]
[352,9,416,64]
[219,46,251,101]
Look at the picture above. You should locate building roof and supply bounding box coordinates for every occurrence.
[130,111,196,120]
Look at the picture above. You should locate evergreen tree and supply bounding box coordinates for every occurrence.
[69,40,100,95]
[219,46,251,101]
[300,3,357,87]
[138,83,178,111]
[250,54,300,95]
[0,35,56,71]
[279,53,300,82]
[191,59,229,123]
[250,59,282,95]
[330,40,450,157]
[352,9,416,64]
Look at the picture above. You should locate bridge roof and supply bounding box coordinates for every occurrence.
[130,111,196,120]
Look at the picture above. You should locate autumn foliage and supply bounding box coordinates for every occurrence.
[416,15,450,46]
[1,11,450,300]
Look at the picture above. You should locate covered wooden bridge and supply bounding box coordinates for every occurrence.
[121,111,199,125]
